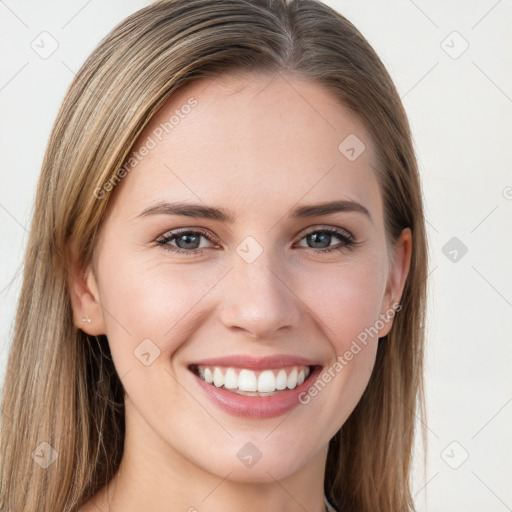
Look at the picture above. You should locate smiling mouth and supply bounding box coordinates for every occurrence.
[189,364,316,397]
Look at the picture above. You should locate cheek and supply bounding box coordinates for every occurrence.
[292,252,387,401]
[296,254,387,351]
[291,261,386,424]
[94,253,218,371]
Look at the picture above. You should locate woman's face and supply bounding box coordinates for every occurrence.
[76,72,410,483]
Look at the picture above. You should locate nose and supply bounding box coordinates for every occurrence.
[217,252,302,340]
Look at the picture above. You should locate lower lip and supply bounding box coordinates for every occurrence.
[191,366,322,418]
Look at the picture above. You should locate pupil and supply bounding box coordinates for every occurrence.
[309,232,330,249]
[177,234,199,249]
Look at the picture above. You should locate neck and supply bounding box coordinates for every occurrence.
[97,398,330,512]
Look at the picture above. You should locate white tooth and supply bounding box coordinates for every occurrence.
[275,369,288,390]
[204,367,213,384]
[224,368,238,389]
[305,367,311,378]
[238,369,257,392]
[198,367,205,379]
[213,367,224,387]
[287,367,298,389]
[258,370,277,392]
[297,369,305,386]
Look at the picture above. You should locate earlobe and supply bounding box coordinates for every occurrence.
[378,228,412,338]
[67,247,106,335]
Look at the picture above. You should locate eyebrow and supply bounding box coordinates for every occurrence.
[136,199,372,223]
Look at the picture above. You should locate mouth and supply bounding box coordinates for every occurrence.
[189,364,314,397]
[187,355,322,418]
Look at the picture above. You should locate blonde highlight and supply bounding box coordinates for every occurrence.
[1,1,428,511]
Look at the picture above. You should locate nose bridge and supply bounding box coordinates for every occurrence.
[218,244,301,338]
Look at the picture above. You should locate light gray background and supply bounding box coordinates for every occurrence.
[1,1,511,510]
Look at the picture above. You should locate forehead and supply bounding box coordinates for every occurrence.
[108,72,383,225]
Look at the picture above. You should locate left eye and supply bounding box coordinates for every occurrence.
[295,227,355,252]
[156,227,356,256]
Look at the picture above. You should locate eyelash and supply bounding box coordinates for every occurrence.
[155,226,359,257]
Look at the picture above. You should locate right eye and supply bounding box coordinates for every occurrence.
[156,228,219,256]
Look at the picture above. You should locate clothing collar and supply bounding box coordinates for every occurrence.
[324,492,338,512]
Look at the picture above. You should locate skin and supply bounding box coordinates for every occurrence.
[71,72,411,512]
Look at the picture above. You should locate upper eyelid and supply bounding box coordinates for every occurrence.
[296,225,352,238]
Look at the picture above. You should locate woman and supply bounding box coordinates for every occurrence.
[0,1,428,511]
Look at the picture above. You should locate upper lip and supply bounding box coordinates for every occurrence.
[188,354,322,371]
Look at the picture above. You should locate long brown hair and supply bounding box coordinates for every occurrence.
[0,1,428,510]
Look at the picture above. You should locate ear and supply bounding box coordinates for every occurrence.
[67,245,107,336]
[378,227,412,337]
